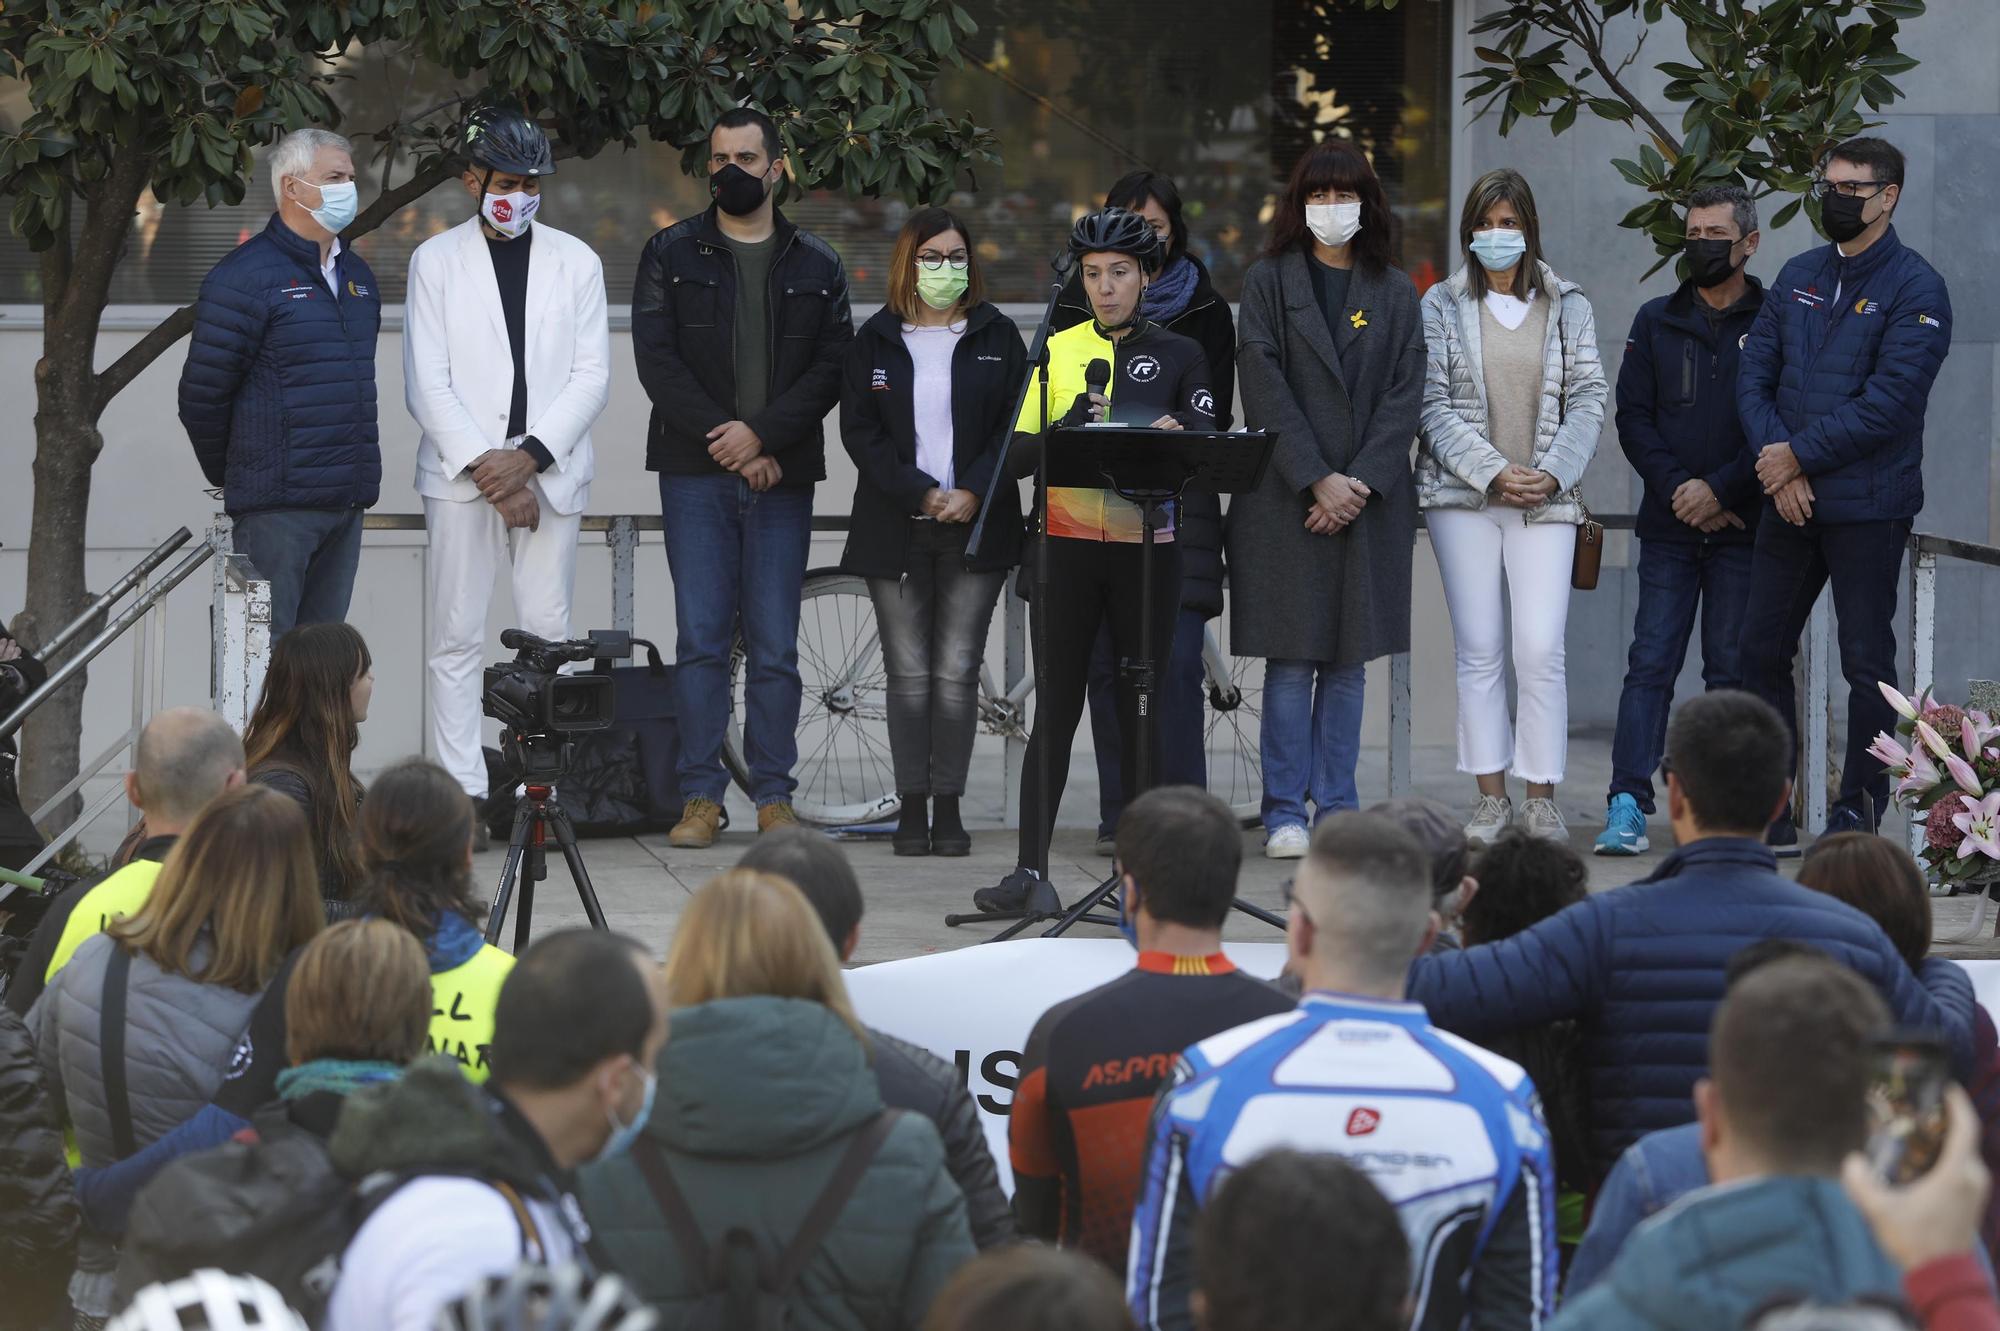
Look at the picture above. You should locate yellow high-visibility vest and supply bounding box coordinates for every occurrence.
[426,943,514,1083]
[47,859,164,984]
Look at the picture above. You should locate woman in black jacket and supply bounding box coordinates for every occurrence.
[839,208,1024,857]
[1054,174,1234,851]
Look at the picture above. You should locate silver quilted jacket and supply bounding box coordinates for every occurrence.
[1416,261,1607,524]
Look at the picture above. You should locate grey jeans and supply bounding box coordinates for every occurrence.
[866,520,1005,797]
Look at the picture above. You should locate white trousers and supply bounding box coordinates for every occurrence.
[425,484,581,799]
[1427,506,1576,785]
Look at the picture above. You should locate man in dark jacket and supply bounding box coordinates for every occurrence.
[178,127,382,640]
[1406,690,1977,1183]
[1061,174,1235,851]
[0,1005,76,1330]
[737,827,1013,1251]
[0,616,48,873]
[1597,186,1764,858]
[632,107,853,850]
[1736,136,1953,840]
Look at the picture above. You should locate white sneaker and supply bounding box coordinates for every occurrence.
[1465,796,1513,845]
[1522,797,1569,842]
[1264,824,1310,860]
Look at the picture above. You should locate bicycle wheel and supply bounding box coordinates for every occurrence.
[1200,608,1264,827]
[722,569,900,827]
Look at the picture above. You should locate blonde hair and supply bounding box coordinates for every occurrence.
[109,784,324,992]
[665,869,866,1043]
[286,919,431,1065]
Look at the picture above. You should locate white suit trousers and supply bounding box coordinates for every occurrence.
[425,484,581,799]
[1427,506,1577,785]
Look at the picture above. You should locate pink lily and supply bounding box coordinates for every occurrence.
[1879,680,1920,722]
[1953,791,2000,861]
[1897,746,1942,800]
[1917,720,1954,761]
[1868,731,1912,771]
[1965,718,1989,762]
[1944,752,1987,798]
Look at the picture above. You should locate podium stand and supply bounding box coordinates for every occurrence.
[950,425,1284,939]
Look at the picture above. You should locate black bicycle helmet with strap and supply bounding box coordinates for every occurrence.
[1067,206,1164,273]
[432,1265,659,1331]
[462,105,556,178]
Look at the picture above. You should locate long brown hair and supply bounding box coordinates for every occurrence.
[354,758,482,936]
[1264,138,1395,272]
[1798,831,1932,971]
[885,207,985,324]
[1458,167,1547,301]
[244,622,369,894]
[108,784,323,992]
[665,869,865,1043]
[286,919,432,1065]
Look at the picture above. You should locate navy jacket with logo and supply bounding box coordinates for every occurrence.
[177,214,382,518]
[1615,277,1764,544]
[1736,226,1952,524]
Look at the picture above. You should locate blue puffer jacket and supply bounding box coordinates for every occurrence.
[178,215,382,518]
[1406,838,1978,1180]
[1736,226,1952,523]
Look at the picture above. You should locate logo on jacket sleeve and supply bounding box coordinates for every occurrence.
[1190,388,1215,419]
[1125,354,1161,383]
[1917,313,1943,328]
[870,367,890,391]
[1346,1107,1381,1136]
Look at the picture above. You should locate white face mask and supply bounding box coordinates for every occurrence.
[481,189,539,240]
[1306,201,1363,248]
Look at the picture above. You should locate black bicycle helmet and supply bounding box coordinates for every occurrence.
[1067,206,1164,273]
[463,105,556,178]
[432,1265,659,1331]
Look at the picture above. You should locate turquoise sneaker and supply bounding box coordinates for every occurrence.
[1593,793,1650,856]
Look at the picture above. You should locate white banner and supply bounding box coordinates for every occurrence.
[847,940,2000,1197]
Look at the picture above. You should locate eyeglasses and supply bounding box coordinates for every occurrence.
[1808,177,1888,201]
[914,253,970,271]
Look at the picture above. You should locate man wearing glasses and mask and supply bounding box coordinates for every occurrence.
[1735,136,1953,847]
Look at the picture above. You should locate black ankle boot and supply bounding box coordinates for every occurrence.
[894,795,930,856]
[930,795,971,857]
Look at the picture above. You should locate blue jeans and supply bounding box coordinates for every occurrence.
[1608,539,1754,813]
[1260,660,1365,832]
[232,506,364,640]
[1737,513,1910,817]
[659,475,813,804]
[1087,607,1209,835]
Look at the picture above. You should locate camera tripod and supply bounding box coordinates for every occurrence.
[484,734,609,951]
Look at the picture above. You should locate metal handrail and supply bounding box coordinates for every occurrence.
[32,528,194,665]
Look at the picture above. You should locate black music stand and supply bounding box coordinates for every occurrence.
[954,425,1284,939]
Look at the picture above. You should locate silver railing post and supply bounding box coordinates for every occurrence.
[608,516,638,637]
[1802,592,1832,834]
[212,543,271,734]
[1004,592,1026,829]
[1388,652,1413,798]
[1907,542,1938,856]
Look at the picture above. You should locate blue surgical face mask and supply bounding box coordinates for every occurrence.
[296,177,359,235]
[595,1063,657,1163]
[1469,227,1528,273]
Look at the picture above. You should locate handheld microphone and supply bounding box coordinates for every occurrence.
[1085,358,1110,397]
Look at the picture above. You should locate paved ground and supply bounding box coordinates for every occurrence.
[481,734,2000,964]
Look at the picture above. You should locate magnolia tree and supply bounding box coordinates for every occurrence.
[0,0,997,826]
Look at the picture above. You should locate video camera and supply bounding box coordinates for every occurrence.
[482,628,630,739]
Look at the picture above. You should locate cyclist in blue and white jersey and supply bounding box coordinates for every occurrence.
[1127,812,1558,1331]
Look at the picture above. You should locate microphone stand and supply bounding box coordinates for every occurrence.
[953,253,1072,929]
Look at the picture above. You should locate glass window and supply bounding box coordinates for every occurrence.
[0,0,1453,305]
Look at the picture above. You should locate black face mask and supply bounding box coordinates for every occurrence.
[710,163,769,217]
[1820,191,1873,244]
[1685,238,1740,289]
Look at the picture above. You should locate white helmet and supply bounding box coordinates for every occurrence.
[108,1271,308,1331]
[433,1265,659,1331]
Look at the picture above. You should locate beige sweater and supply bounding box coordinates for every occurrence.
[1479,297,1549,469]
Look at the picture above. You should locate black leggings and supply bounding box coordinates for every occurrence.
[1018,536,1183,868]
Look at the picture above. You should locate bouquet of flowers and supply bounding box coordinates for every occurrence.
[1870,683,2000,887]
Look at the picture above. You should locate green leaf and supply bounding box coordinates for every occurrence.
[1549,97,1577,135]
[1770,197,1804,230]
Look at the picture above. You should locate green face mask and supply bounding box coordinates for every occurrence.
[915,266,969,311]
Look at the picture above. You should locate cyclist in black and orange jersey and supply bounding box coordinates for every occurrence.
[1007,788,1292,1269]
[974,207,1217,916]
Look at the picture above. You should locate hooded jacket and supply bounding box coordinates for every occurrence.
[1549,1176,1903,1330]
[0,1006,77,1329]
[1417,261,1607,524]
[579,996,974,1330]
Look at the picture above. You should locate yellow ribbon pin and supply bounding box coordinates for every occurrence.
[1349,309,1368,329]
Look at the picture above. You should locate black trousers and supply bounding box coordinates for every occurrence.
[1017,536,1182,868]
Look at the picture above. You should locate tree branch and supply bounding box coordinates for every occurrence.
[1562,0,1681,153]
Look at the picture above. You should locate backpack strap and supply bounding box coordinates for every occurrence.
[489,1179,546,1262]
[633,1137,714,1277]
[771,1110,901,1293]
[101,943,136,1159]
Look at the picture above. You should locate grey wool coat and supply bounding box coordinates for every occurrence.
[1226,250,1425,665]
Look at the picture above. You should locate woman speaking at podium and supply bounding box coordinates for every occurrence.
[972,208,1215,917]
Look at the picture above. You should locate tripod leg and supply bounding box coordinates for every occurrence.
[543,803,608,931]
[514,833,543,956]
[486,799,538,946]
[1042,872,1126,937]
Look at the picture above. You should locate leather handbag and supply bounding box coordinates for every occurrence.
[1571,498,1604,591]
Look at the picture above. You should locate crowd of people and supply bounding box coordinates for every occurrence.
[3,686,1999,1331]
[150,93,1952,918]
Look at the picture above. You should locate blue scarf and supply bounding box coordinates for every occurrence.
[1141,255,1200,323]
[426,909,486,971]
[275,1058,401,1101]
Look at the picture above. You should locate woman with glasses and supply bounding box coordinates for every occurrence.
[839,208,1024,857]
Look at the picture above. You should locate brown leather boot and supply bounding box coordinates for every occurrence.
[669,797,724,849]
[757,801,799,833]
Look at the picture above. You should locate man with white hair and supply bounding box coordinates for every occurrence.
[1126,810,1558,1331]
[179,126,382,638]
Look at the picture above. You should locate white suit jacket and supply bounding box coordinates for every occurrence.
[404,218,611,515]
